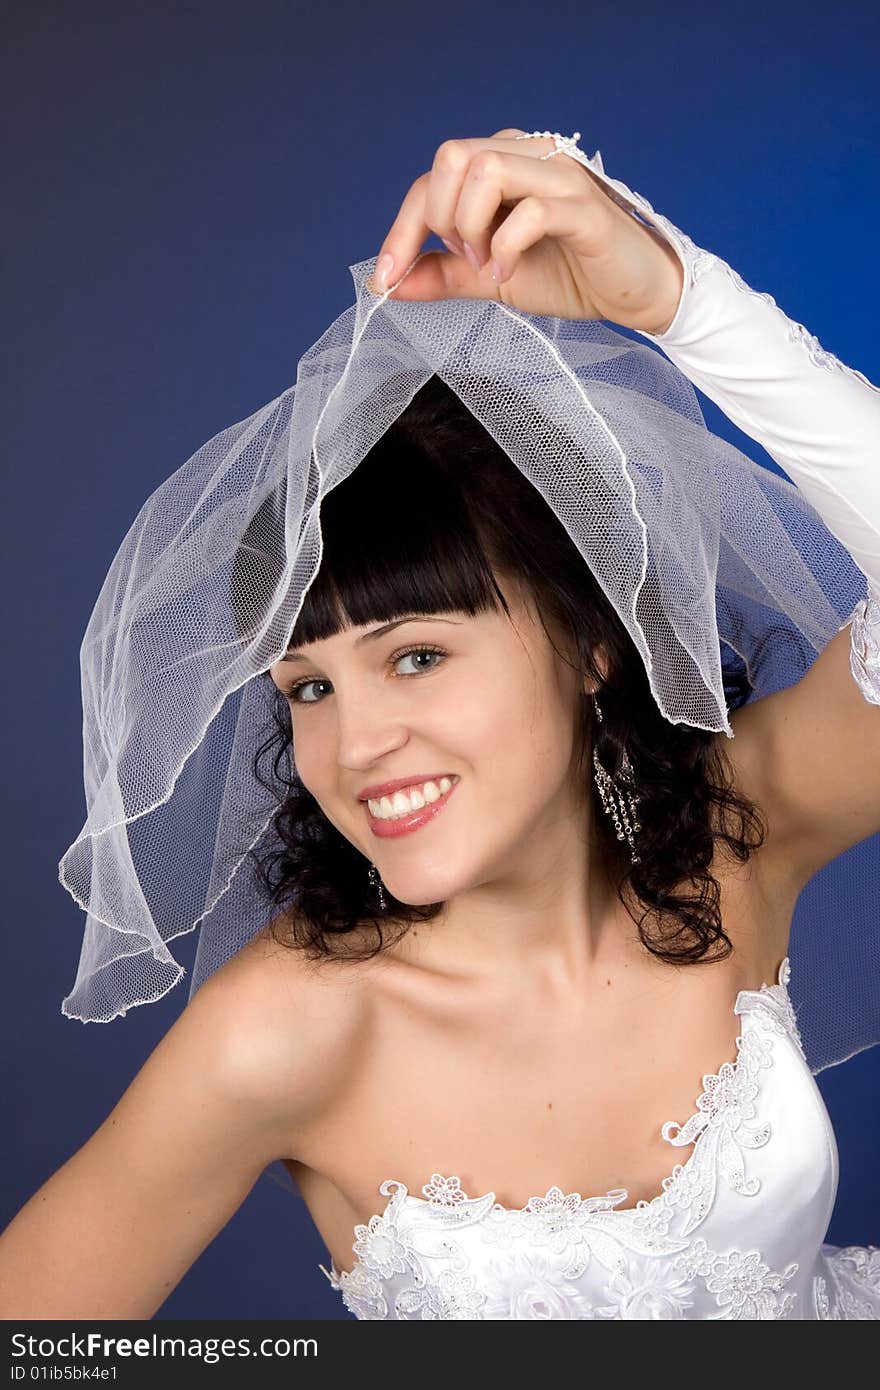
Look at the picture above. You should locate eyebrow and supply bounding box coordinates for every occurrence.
[281,615,463,663]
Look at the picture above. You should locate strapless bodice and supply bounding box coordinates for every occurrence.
[318,959,880,1318]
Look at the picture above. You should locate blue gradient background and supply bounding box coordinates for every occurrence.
[2,0,878,1319]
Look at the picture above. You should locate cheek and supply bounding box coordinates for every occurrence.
[289,721,331,795]
[520,688,583,799]
[456,664,578,773]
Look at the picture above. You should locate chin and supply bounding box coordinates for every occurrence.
[381,865,467,908]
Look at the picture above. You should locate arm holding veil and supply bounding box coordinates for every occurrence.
[580,151,880,885]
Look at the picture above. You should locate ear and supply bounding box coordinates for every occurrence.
[582,642,610,693]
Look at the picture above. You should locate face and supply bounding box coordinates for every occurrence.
[268,573,594,912]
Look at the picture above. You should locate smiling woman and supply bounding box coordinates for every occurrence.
[28,133,880,1320]
[238,371,765,972]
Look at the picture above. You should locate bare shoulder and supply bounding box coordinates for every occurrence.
[188,913,373,1130]
[0,916,377,1318]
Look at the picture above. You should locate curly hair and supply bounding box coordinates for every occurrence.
[238,372,766,970]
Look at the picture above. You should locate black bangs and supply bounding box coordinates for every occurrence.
[286,381,513,650]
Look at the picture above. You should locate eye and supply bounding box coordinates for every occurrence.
[283,645,447,706]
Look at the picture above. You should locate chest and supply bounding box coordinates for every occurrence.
[289,858,796,1280]
[319,1003,838,1319]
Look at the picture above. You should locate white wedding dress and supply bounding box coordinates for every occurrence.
[319,958,880,1319]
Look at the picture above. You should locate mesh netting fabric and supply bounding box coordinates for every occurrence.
[57,251,877,1097]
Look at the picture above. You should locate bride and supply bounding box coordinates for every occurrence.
[2,128,879,1320]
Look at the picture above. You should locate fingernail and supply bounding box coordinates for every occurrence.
[374,252,394,289]
[441,236,463,256]
[462,242,482,273]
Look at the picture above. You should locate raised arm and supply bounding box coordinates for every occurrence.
[582,151,880,883]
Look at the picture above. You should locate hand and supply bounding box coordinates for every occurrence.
[367,128,684,335]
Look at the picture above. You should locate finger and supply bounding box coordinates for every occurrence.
[367,169,436,294]
[373,246,499,304]
[426,139,582,269]
[451,147,580,268]
[486,191,614,287]
[370,136,585,294]
[369,144,485,294]
[424,140,492,264]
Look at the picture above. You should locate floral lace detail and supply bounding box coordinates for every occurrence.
[318,1259,389,1320]
[322,1199,803,1320]
[848,589,880,706]
[654,1026,773,1232]
[676,1238,798,1319]
[476,1182,684,1282]
[735,957,806,1059]
[420,1173,471,1208]
[395,1267,488,1320]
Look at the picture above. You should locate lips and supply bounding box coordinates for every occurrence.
[365,776,460,839]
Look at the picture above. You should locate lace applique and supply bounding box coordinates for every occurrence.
[735,958,806,1059]
[324,1218,802,1320]
[661,1026,773,1152]
[319,1259,389,1321]
[848,589,880,706]
[644,960,802,1233]
[394,1267,488,1321]
[655,1026,773,1232]
[477,1182,685,1279]
[479,1182,635,1262]
[420,1173,470,1207]
[318,1177,495,1320]
[675,1238,798,1319]
[658,1160,709,1216]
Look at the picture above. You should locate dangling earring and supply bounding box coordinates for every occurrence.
[368,862,387,911]
[591,694,642,865]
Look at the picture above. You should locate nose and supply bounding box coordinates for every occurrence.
[333,691,410,775]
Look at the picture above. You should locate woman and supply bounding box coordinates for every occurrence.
[1,129,879,1320]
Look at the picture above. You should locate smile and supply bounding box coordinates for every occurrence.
[365,776,460,838]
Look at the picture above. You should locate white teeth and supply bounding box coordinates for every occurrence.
[367,775,457,820]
